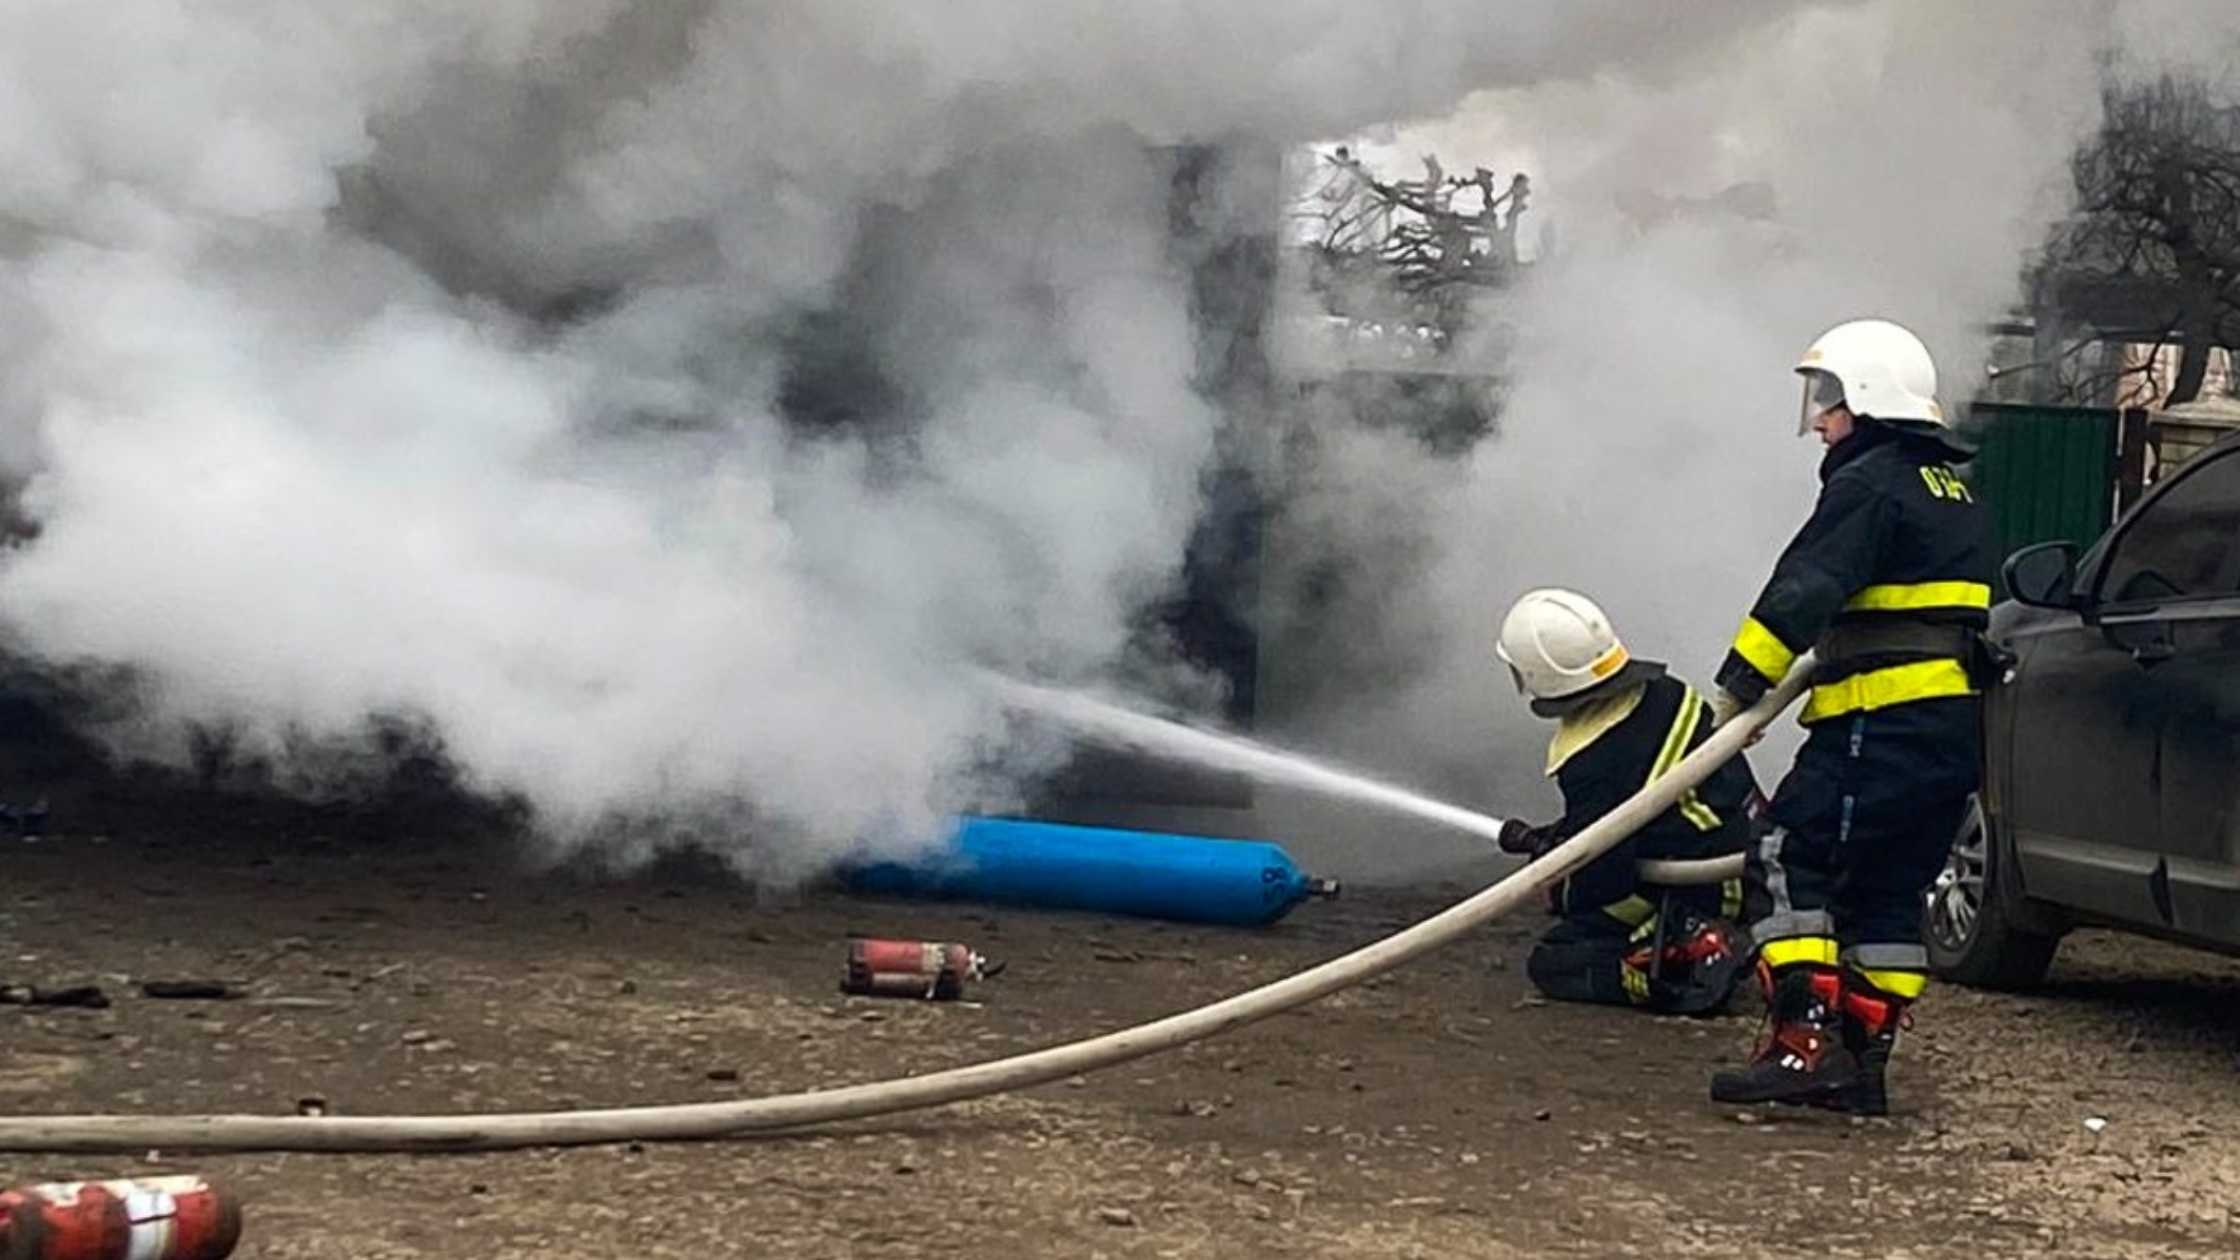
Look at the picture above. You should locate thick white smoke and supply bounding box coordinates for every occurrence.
[1258,0,2240,864]
[0,1,1825,876]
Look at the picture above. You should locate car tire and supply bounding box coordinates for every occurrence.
[1925,794,2063,990]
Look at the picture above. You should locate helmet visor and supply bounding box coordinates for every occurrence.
[1798,369,1848,435]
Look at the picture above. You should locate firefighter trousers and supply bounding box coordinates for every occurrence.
[1743,695,1979,994]
[1527,881,1734,1011]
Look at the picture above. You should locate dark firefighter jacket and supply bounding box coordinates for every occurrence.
[1714,422,1996,725]
[1539,674,1759,920]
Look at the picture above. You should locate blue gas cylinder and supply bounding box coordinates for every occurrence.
[845,816,1340,927]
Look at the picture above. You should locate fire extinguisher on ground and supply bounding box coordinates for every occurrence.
[0,1175,242,1260]
[840,938,1003,1000]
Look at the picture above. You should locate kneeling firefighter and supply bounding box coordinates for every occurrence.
[1494,588,1760,1014]
[1707,318,1996,1115]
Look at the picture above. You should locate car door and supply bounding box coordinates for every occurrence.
[2035,444,2240,934]
[2126,449,2240,946]
[2003,584,2167,926]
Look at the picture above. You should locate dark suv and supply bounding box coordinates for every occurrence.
[1927,431,2240,988]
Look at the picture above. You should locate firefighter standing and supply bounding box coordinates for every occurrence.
[1493,588,1758,1014]
[1707,318,1994,1115]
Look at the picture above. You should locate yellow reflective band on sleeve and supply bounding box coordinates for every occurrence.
[1600,895,1658,928]
[1678,789,1722,833]
[1842,581,1993,612]
[1732,616,1797,683]
[1720,877,1743,920]
[1801,658,1975,723]
[1758,936,1839,968]
[1854,968,1929,999]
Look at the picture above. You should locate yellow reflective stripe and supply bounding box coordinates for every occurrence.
[1731,617,1797,683]
[1854,968,1929,999]
[1588,642,1632,680]
[1842,581,1992,612]
[1600,895,1657,928]
[1720,877,1744,920]
[1801,659,1974,723]
[1759,936,1839,968]
[1620,962,1652,1004]
[1643,688,1722,832]
[1647,686,1699,783]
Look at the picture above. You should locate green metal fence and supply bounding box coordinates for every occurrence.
[1965,403,2121,598]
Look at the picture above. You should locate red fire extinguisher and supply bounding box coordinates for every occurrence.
[840,938,1003,1000]
[0,1176,242,1260]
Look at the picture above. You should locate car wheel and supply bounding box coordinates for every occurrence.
[1924,794,2062,990]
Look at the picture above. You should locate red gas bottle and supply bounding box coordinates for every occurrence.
[0,1176,242,1260]
[840,938,1001,1000]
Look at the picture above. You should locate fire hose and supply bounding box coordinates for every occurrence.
[0,660,1811,1154]
[1637,854,1746,885]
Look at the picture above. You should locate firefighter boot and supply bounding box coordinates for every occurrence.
[1709,964,1859,1106]
[1817,983,1910,1116]
[1630,914,1746,1015]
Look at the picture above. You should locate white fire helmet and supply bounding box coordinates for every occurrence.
[1495,588,1660,716]
[1795,318,1948,437]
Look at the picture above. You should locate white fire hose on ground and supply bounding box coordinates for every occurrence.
[0,661,1811,1154]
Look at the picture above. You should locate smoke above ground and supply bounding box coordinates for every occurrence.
[0,3,2231,878]
[0,1,1804,875]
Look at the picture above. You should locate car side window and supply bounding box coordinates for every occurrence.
[2097,448,2240,605]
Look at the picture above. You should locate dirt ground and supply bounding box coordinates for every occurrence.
[3,770,2238,1260]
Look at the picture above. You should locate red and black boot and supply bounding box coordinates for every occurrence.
[1625,914,1747,1015]
[1813,982,1911,1116]
[1709,963,1860,1106]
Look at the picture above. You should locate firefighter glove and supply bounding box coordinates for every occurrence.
[1497,819,1559,858]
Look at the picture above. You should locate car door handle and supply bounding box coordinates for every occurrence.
[2131,640,2175,666]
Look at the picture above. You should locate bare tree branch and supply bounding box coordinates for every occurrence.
[1292,145,1532,352]
[2039,74,2240,405]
